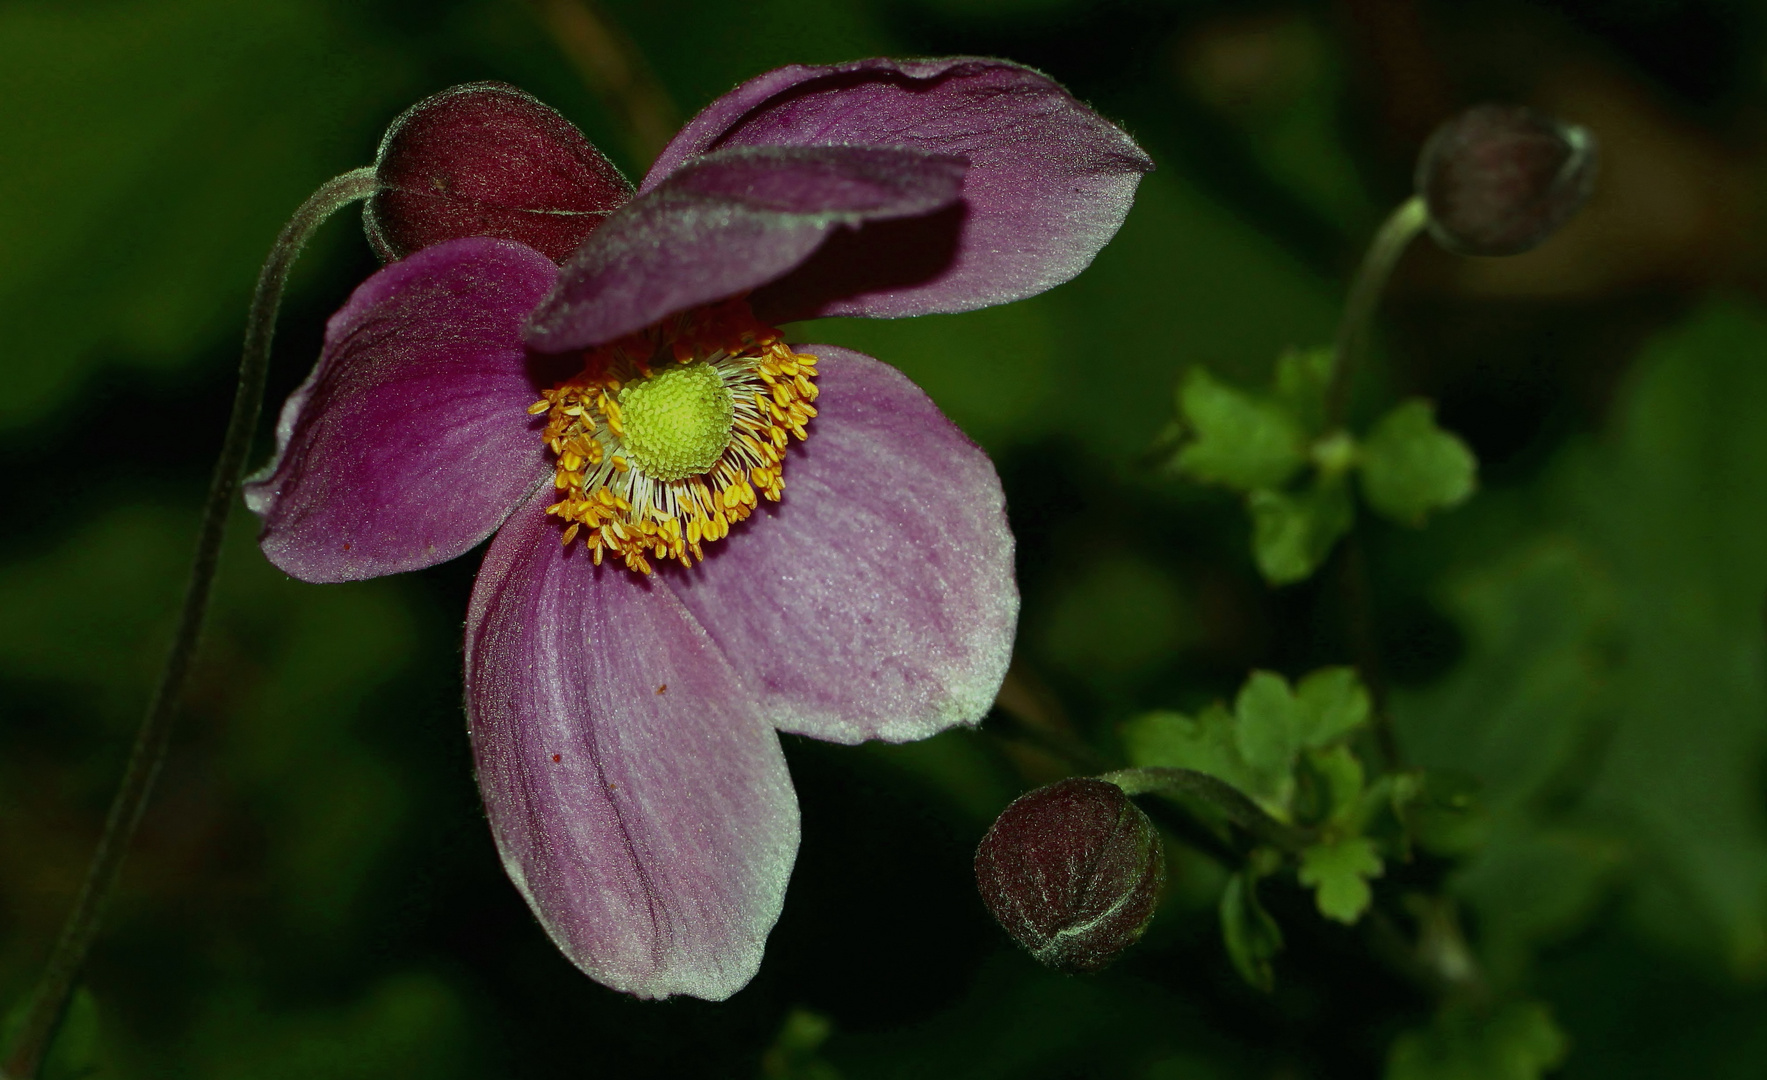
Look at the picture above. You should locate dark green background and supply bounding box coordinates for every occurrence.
[5,0,1767,1075]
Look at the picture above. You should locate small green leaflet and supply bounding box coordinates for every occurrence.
[1248,477,1353,584]
[1220,869,1284,992]
[1299,836,1384,923]
[1386,1000,1568,1080]
[1359,399,1477,525]
[1172,367,1308,491]
[1123,667,1371,820]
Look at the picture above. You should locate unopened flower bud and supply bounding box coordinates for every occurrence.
[1415,104,1597,257]
[974,778,1165,973]
[364,82,633,264]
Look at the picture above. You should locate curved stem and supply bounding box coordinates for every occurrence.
[1325,195,1429,427]
[1100,766,1314,854]
[1,167,377,1080]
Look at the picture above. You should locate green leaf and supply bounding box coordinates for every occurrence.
[1398,770,1490,858]
[1173,367,1307,491]
[1396,304,1767,971]
[1386,1001,1568,1080]
[1358,400,1478,525]
[1220,870,1284,992]
[1122,705,1262,803]
[1248,476,1353,584]
[1273,345,1336,435]
[1298,836,1383,923]
[1232,670,1304,777]
[1294,666,1371,746]
[1300,745,1366,827]
[762,1008,843,1080]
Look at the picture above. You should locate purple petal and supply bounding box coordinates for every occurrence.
[244,237,556,583]
[671,346,1016,744]
[466,495,798,1000]
[524,144,965,353]
[644,57,1153,320]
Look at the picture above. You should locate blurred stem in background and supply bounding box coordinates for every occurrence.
[0,168,378,1080]
[526,0,680,168]
[1329,195,1428,771]
[1326,193,1427,426]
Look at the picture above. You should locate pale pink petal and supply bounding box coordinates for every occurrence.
[669,345,1017,744]
[466,494,799,1000]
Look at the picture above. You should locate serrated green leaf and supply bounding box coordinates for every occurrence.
[1301,745,1365,827]
[1299,836,1383,923]
[1386,1000,1568,1080]
[1273,345,1336,435]
[1220,871,1284,992]
[1173,367,1307,491]
[1122,706,1261,800]
[1294,666,1371,746]
[1233,670,1303,777]
[1248,476,1353,584]
[1358,400,1477,525]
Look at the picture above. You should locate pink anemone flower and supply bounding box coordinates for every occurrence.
[244,57,1150,1000]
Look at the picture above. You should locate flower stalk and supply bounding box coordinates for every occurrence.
[0,167,377,1080]
[1325,194,1428,427]
[1099,766,1314,854]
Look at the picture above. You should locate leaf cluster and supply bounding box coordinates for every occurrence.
[1161,348,1476,582]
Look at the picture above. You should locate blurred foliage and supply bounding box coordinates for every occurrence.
[5,0,1767,1077]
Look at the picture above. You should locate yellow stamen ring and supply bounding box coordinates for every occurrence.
[529,298,818,575]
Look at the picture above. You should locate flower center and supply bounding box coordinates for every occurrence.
[528,299,819,575]
[617,362,735,482]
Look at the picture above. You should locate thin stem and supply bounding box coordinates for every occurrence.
[1325,195,1429,426]
[1,167,377,1080]
[1100,767,1314,854]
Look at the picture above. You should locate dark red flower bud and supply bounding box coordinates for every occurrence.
[365,82,634,264]
[974,778,1165,973]
[1415,104,1597,257]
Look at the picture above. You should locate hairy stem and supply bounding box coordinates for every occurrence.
[1101,767,1314,853]
[1325,195,1429,426]
[1,167,378,1080]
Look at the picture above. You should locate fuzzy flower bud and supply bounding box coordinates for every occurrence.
[974,778,1165,973]
[364,81,633,264]
[1415,104,1597,257]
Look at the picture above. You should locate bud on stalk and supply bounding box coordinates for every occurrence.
[365,81,633,264]
[974,778,1165,973]
[1416,104,1597,257]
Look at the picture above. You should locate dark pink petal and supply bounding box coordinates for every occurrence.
[245,237,556,583]
[366,82,633,264]
[466,495,798,1000]
[644,57,1153,320]
[671,346,1016,744]
[524,144,965,353]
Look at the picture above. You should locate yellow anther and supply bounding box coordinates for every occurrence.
[534,299,817,574]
